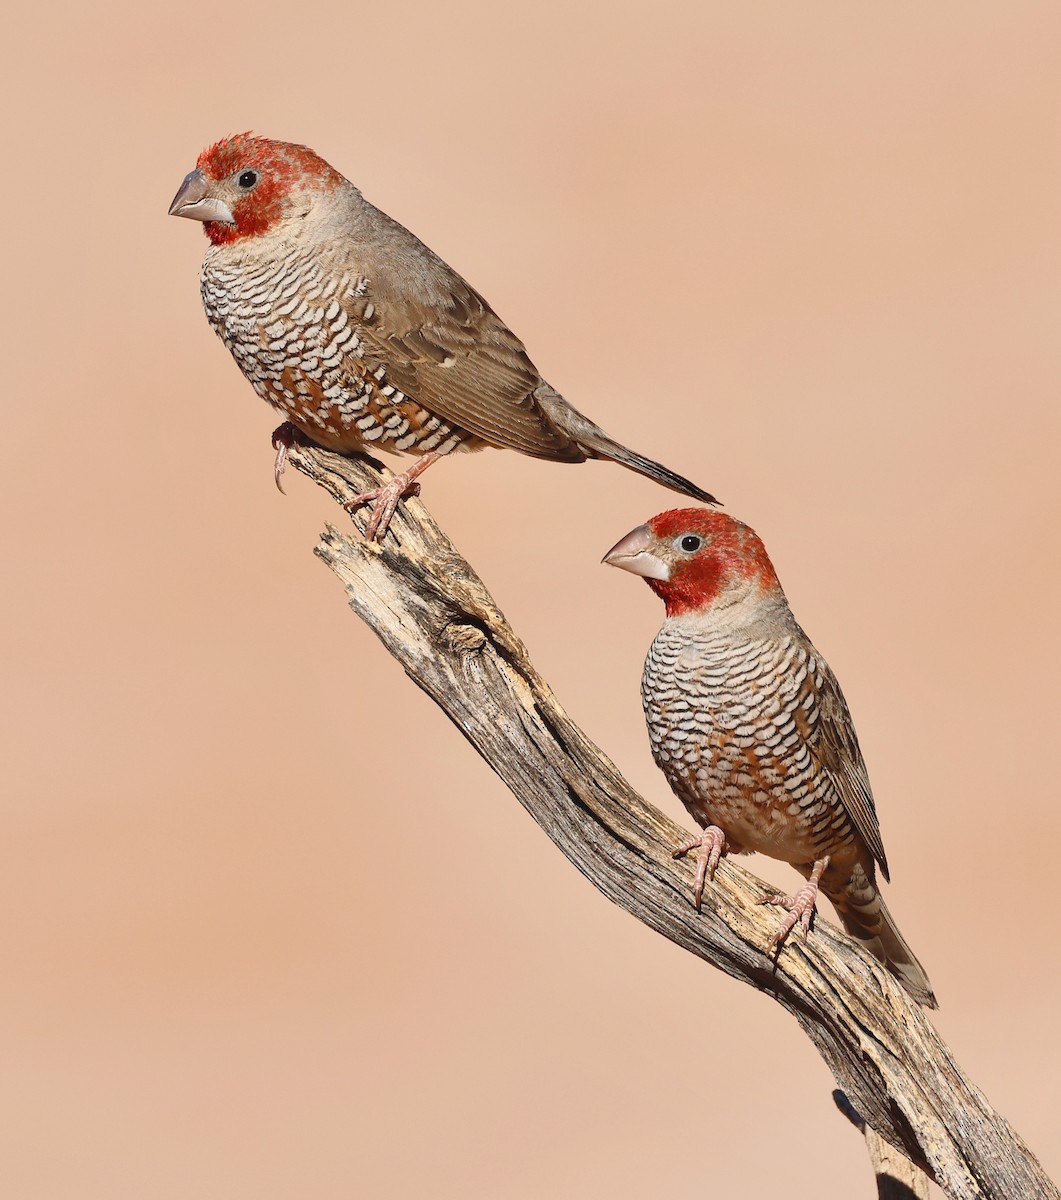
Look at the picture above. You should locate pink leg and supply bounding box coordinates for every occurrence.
[672,826,727,911]
[762,856,830,948]
[345,451,442,542]
[271,422,308,495]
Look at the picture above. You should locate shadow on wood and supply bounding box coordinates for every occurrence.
[835,1089,931,1199]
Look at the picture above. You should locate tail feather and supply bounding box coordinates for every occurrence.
[588,432,719,506]
[829,867,938,1009]
[535,388,718,506]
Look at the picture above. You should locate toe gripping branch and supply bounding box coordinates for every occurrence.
[269,427,441,543]
[341,450,442,542]
[761,856,830,949]
[672,826,728,911]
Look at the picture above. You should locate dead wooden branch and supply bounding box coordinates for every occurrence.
[835,1089,932,1199]
[287,443,1057,1200]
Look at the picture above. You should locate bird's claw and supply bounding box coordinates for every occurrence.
[271,423,301,495]
[344,476,418,541]
[763,888,817,946]
[345,482,398,541]
[672,825,727,911]
[761,856,830,950]
[343,451,440,542]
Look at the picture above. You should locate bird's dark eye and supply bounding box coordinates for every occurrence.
[237,170,259,190]
[679,535,702,553]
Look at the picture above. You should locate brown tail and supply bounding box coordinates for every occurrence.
[828,866,937,1009]
[585,430,719,506]
[536,389,719,506]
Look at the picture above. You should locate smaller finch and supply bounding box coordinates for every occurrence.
[604,509,936,1008]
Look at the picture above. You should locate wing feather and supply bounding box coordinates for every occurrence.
[345,256,585,460]
[807,658,891,880]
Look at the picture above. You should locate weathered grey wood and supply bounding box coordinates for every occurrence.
[835,1090,933,1198]
[288,443,1057,1200]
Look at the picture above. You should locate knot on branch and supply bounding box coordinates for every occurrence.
[444,619,489,656]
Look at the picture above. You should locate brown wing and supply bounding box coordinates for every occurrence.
[349,251,586,461]
[808,657,891,881]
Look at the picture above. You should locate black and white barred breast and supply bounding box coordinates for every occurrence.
[200,244,481,457]
[641,621,860,869]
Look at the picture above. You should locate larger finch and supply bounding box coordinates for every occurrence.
[169,134,716,539]
[605,509,936,1008]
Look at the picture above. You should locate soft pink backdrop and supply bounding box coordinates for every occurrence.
[3,2,1059,1195]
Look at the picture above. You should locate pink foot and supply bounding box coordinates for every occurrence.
[345,477,420,542]
[271,422,303,494]
[344,450,442,542]
[672,826,727,911]
[762,856,830,949]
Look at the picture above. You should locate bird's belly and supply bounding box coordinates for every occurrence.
[644,640,846,868]
[682,775,823,865]
[263,374,480,459]
[222,317,475,456]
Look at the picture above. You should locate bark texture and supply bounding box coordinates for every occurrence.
[288,444,1057,1200]
[835,1089,933,1198]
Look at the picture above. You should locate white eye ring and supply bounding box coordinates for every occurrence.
[676,534,702,553]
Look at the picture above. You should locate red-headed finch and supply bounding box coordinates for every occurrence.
[170,134,716,539]
[605,509,936,1007]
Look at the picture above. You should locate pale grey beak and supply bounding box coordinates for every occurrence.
[168,169,235,224]
[602,524,671,581]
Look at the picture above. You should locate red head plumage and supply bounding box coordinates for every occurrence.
[605,509,780,617]
[190,133,344,246]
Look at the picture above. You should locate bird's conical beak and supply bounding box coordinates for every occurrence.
[168,169,235,223]
[602,524,670,580]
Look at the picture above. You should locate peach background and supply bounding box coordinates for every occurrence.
[3,1,1060,1195]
